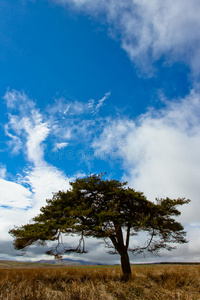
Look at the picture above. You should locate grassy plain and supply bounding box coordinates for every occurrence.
[0,262,199,299]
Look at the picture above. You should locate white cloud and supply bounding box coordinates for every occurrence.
[2,90,72,209]
[93,88,200,225]
[91,88,200,261]
[23,117,50,167]
[46,92,110,146]
[0,166,71,244]
[48,92,110,117]
[0,179,33,209]
[4,90,35,113]
[0,90,72,253]
[22,166,71,211]
[0,166,7,179]
[4,123,23,154]
[52,142,69,152]
[52,0,200,76]
[4,90,50,167]
[94,91,111,114]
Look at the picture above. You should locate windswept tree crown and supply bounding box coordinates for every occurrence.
[9,174,190,276]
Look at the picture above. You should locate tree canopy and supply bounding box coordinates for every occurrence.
[9,174,190,278]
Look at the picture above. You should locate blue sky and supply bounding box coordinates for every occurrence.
[0,0,200,264]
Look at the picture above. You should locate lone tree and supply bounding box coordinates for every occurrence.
[9,174,190,278]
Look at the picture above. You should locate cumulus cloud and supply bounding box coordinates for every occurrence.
[21,166,71,212]
[52,0,200,76]
[91,88,200,261]
[0,179,33,210]
[92,88,200,225]
[0,164,71,251]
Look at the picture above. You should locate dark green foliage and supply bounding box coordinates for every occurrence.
[9,174,190,276]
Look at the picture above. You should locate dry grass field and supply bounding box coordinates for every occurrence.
[0,263,199,299]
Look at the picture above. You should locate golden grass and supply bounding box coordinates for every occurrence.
[0,264,199,299]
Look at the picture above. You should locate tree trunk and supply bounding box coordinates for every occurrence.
[120,250,132,280]
[109,231,132,280]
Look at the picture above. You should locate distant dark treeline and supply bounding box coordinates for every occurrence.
[132,262,200,265]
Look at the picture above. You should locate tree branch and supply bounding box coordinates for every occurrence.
[110,235,121,254]
[129,229,156,254]
[113,222,124,248]
[126,223,131,250]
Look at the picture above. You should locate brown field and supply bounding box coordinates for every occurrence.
[0,263,200,299]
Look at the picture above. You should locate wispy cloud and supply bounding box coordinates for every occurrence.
[52,0,200,76]
[4,90,35,112]
[94,91,110,114]
[3,90,110,165]
[52,142,69,152]
[0,165,7,179]
[48,91,110,117]
[46,92,110,145]
[4,90,50,167]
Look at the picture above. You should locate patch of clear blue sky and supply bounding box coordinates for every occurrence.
[0,0,191,179]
